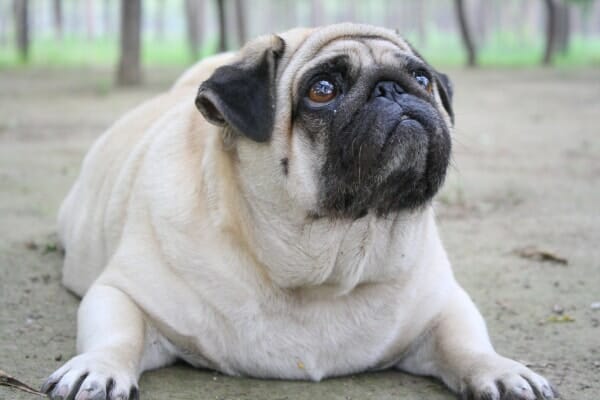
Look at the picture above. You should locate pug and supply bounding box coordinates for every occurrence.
[43,24,556,400]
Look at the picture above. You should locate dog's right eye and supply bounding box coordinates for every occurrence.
[307,80,338,104]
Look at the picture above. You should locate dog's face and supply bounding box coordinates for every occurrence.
[196,24,453,219]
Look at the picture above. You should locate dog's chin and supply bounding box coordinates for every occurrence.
[317,101,450,219]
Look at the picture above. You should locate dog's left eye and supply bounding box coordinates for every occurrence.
[412,71,432,93]
[308,80,338,104]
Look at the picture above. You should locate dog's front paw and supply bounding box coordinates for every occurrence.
[459,355,557,400]
[41,352,139,400]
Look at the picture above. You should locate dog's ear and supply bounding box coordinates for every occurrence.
[434,72,454,124]
[195,36,286,142]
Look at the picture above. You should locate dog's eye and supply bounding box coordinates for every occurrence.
[308,80,337,104]
[412,71,432,93]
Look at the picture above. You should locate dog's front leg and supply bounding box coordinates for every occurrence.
[397,286,556,400]
[42,284,173,400]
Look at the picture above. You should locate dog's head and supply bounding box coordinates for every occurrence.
[196,24,453,219]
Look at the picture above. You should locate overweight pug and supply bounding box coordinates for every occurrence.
[43,24,555,400]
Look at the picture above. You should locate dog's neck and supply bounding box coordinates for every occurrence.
[246,203,436,294]
[202,134,439,294]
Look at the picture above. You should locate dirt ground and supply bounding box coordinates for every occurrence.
[1,66,599,400]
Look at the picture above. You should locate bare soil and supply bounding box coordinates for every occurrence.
[1,67,599,399]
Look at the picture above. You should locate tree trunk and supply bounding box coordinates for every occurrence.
[185,0,201,59]
[543,0,558,65]
[53,0,63,40]
[117,0,142,86]
[234,0,246,47]
[556,2,570,54]
[454,0,477,67]
[14,0,30,63]
[0,1,8,45]
[216,0,227,52]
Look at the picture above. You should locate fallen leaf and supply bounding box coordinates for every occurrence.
[24,241,38,251]
[546,315,575,323]
[513,246,568,265]
[0,369,46,397]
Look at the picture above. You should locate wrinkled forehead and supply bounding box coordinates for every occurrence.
[278,25,417,97]
[312,36,412,64]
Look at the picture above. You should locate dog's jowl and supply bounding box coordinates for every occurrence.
[43,24,555,400]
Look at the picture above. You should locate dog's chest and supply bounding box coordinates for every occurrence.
[173,283,412,380]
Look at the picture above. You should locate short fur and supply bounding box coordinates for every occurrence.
[44,24,555,400]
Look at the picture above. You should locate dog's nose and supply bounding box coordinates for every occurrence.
[372,80,405,101]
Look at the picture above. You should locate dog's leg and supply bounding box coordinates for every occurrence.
[397,286,556,400]
[42,284,175,400]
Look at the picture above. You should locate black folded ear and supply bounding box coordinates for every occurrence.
[434,72,454,124]
[195,36,286,142]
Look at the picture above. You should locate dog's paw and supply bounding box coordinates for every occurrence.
[41,352,139,400]
[459,356,557,400]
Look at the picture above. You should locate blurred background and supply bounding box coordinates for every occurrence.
[1,0,600,85]
[1,2,600,400]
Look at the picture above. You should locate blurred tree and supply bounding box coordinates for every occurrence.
[216,0,227,51]
[185,0,204,59]
[454,0,477,66]
[53,0,63,40]
[117,0,142,86]
[85,0,95,39]
[341,0,357,22]
[69,0,81,37]
[234,0,246,46]
[310,0,325,26]
[0,1,8,45]
[383,0,398,30]
[543,0,558,64]
[14,0,30,63]
[474,0,488,44]
[103,0,114,38]
[415,0,427,47]
[556,1,571,54]
[155,0,165,41]
[567,0,595,36]
[269,0,295,33]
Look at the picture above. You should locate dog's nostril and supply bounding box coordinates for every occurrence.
[372,81,404,100]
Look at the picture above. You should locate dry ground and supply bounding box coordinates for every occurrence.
[1,66,599,399]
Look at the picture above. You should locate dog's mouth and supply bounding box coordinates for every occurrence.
[317,95,450,219]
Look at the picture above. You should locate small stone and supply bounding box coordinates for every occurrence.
[552,304,564,315]
[590,302,600,310]
[55,354,63,361]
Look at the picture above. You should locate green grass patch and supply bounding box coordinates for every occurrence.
[0,35,219,68]
[408,29,600,68]
[1,33,599,69]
